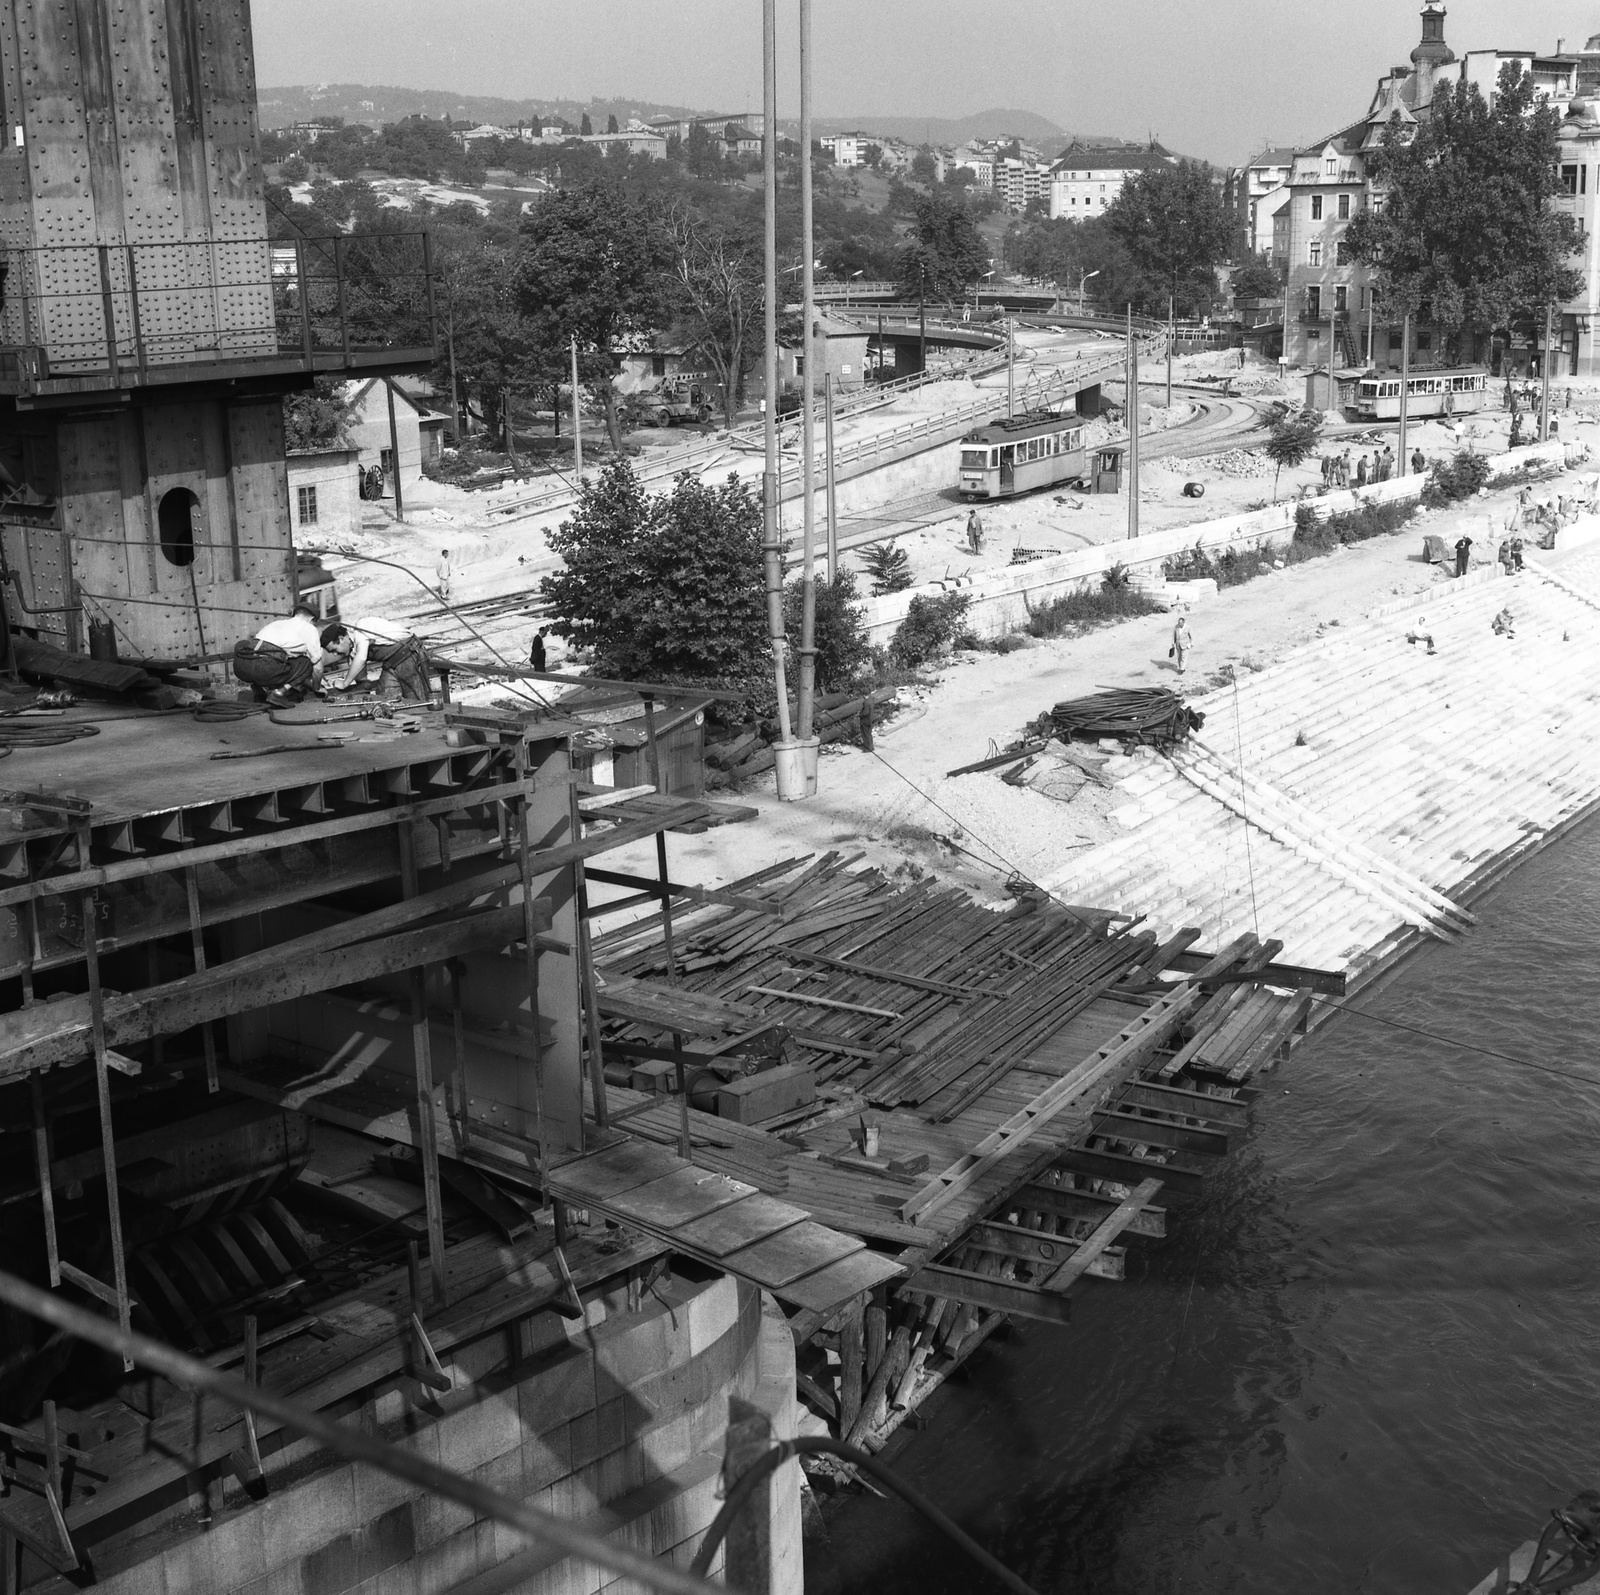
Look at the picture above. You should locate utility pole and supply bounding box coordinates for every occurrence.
[918,263,926,387]
[824,372,838,581]
[445,284,461,442]
[1366,290,1374,368]
[1126,305,1139,541]
[796,0,817,753]
[1166,293,1173,409]
[570,335,582,479]
[1006,318,1015,418]
[384,377,405,523]
[1540,302,1553,442]
[1397,310,1411,475]
[761,0,793,755]
[1326,300,1335,415]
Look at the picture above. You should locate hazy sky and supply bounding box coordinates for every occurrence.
[252,1,1599,164]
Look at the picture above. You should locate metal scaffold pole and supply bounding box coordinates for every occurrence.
[796,0,818,755]
[1126,306,1139,542]
[761,0,792,754]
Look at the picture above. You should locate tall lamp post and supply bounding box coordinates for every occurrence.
[1079,267,1100,316]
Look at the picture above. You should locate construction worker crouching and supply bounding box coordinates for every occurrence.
[325,615,432,702]
[233,606,349,707]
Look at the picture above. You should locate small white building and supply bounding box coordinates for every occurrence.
[341,379,425,491]
[819,131,874,168]
[581,130,668,159]
[285,448,361,542]
[1238,146,1297,257]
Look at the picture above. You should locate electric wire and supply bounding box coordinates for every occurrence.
[866,745,1105,933]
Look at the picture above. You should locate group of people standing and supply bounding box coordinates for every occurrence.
[1320,445,1428,491]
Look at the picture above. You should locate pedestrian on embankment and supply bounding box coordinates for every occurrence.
[967,508,985,554]
[1412,447,1426,475]
[1171,615,1191,675]
[1455,533,1473,577]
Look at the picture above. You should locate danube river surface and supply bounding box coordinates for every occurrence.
[813,822,1600,1595]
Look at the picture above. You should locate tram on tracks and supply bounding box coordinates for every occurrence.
[1351,367,1489,421]
[958,408,1087,499]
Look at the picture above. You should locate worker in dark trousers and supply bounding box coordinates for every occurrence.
[1454,533,1473,577]
[529,629,547,671]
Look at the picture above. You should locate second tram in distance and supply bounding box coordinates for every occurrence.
[958,409,1087,499]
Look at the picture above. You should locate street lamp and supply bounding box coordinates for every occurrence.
[847,268,863,306]
[1079,267,1100,316]
[976,268,994,320]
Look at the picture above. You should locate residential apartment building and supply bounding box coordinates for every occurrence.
[951,146,994,187]
[1236,146,1296,258]
[1283,4,1600,373]
[997,156,1051,212]
[819,131,872,167]
[1048,140,1177,220]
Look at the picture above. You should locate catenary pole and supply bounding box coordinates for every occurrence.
[1541,302,1553,442]
[824,371,838,581]
[1127,305,1139,542]
[762,0,792,743]
[797,0,817,746]
[570,336,582,479]
[1398,310,1411,475]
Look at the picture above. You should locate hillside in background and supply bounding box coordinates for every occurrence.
[804,108,1073,151]
[257,84,703,130]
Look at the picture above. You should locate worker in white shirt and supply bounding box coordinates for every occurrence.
[325,615,432,702]
[435,547,453,604]
[232,606,349,705]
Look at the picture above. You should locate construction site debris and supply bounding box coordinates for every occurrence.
[1044,688,1205,749]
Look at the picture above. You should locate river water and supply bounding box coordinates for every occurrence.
[814,822,1600,1595]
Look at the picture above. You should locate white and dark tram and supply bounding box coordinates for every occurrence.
[1351,367,1489,421]
[958,409,1087,500]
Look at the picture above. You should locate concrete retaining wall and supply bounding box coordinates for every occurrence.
[72,1273,801,1595]
[858,439,1571,644]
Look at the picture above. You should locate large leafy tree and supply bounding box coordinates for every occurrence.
[515,184,677,449]
[541,461,770,695]
[1345,62,1582,359]
[897,191,991,302]
[667,208,762,425]
[1106,159,1233,316]
[1005,214,1146,312]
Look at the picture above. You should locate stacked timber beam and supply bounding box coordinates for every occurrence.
[585,858,1316,1451]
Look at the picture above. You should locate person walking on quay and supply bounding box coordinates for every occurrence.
[1170,614,1191,675]
[1455,533,1473,577]
[435,547,453,604]
[967,508,985,554]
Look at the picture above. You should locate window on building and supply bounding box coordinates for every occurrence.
[1417,330,1432,351]
[1309,240,1323,266]
[1311,194,1323,220]
[1563,163,1580,195]
[1307,286,1321,319]
[651,353,666,377]
[1360,285,1369,310]
[1335,285,1348,312]
[297,485,318,527]
[1338,192,1350,219]
[1336,239,1352,265]
[1325,156,1337,176]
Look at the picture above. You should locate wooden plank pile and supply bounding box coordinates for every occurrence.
[592,853,1158,1107]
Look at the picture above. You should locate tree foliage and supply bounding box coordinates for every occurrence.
[783,570,871,692]
[1106,159,1233,316]
[667,208,762,424]
[283,377,353,452]
[1231,254,1282,300]
[514,184,677,448]
[1005,215,1144,310]
[540,461,770,694]
[1262,403,1324,500]
[897,191,990,302]
[1344,63,1583,350]
[859,540,913,595]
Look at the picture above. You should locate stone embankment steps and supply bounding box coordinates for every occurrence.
[1039,558,1600,970]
